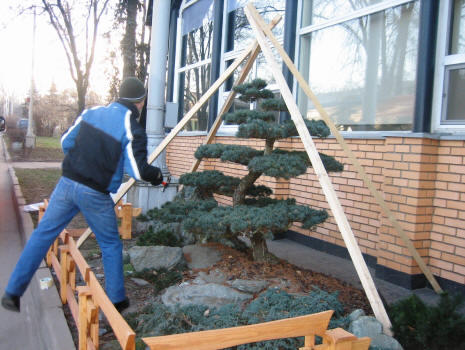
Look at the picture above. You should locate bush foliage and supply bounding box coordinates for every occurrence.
[131,287,349,350]
[143,79,343,261]
[388,293,465,350]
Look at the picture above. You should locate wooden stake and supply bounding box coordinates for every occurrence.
[76,14,282,249]
[245,4,442,294]
[245,4,393,334]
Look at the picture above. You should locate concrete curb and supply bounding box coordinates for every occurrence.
[2,137,75,350]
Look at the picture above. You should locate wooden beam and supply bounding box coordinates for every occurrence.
[76,25,264,249]
[245,4,442,294]
[187,14,282,175]
[244,4,393,335]
[143,311,333,350]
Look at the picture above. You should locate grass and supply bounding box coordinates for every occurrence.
[5,134,64,162]
[14,167,87,228]
[36,136,62,149]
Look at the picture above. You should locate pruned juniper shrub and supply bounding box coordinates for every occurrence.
[140,79,343,263]
[136,227,183,247]
[132,287,349,350]
[388,292,465,350]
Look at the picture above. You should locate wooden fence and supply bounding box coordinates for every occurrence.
[143,310,370,350]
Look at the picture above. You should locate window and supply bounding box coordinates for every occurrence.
[218,0,286,133]
[433,0,465,128]
[297,0,419,131]
[176,0,215,131]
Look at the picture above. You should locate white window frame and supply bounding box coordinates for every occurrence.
[217,0,285,135]
[431,0,465,132]
[173,0,214,134]
[295,0,417,133]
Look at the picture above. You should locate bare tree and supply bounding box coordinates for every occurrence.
[115,0,149,83]
[41,0,110,113]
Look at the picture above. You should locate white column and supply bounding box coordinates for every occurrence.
[146,0,171,173]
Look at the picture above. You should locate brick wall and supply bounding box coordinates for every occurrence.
[166,134,465,288]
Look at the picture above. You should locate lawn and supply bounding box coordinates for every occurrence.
[6,135,64,162]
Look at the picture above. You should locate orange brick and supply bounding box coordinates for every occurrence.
[441,253,465,266]
[440,270,465,284]
[430,241,455,253]
[430,257,453,270]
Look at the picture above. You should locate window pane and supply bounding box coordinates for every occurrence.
[301,0,377,27]
[226,0,285,53]
[443,67,465,121]
[298,2,419,131]
[181,64,211,131]
[450,0,465,54]
[183,21,214,66]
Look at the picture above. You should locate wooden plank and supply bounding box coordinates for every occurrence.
[77,26,259,249]
[244,4,393,335]
[245,3,442,295]
[187,14,282,175]
[78,286,91,350]
[351,337,371,350]
[67,285,79,325]
[68,235,91,282]
[88,273,135,350]
[143,311,333,350]
[51,254,61,282]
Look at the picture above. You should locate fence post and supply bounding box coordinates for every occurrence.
[78,286,92,350]
[59,245,70,304]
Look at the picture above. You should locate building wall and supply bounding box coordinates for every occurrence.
[166,134,465,290]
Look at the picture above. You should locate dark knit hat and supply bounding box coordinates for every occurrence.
[119,77,146,103]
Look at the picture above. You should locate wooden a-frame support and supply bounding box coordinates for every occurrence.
[74,2,443,336]
[243,4,442,295]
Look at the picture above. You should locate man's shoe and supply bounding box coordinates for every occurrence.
[113,298,129,313]
[1,293,20,312]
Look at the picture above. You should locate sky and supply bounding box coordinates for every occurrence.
[0,2,117,102]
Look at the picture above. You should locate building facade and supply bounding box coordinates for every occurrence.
[157,0,465,293]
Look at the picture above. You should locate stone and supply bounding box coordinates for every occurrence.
[349,316,383,339]
[193,269,227,284]
[161,283,253,308]
[348,309,365,322]
[183,245,221,269]
[130,277,151,286]
[227,279,269,294]
[128,246,184,272]
[370,333,404,350]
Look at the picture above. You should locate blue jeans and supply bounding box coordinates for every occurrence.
[6,177,126,303]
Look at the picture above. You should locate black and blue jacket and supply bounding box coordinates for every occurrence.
[61,100,162,194]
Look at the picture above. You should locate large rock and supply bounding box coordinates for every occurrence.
[161,283,253,308]
[183,245,222,269]
[349,315,403,350]
[349,316,383,339]
[128,246,184,272]
[227,279,269,294]
[370,333,403,350]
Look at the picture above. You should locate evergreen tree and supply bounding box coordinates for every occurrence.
[145,79,343,261]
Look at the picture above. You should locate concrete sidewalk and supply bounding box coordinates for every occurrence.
[0,135,75,350]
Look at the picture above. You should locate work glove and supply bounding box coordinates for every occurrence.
[150,167,163,186]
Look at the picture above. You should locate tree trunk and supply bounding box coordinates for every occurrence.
[251,232,269,262]
[122,0,138,78]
